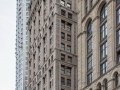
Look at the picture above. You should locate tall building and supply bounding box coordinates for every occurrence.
[27,0,78,90]
[15,0,30,90]
[78,0,120,90]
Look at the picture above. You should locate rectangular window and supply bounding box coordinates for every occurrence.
[61,65,65,74]
[61,32,65,39]
[85,0,88,14]
[87,55,92,70]
[61,0,65,6]
[90,0,93,8]
[61,43,65,50]
[67,34,71,41]
[67,79,71,86]
[117,30,120,45]
[117,9,120,25]
[101,42,107,59]
[61,54,65,61]
[50,81,51,88]
[61,77,65,85]
[61,9,66,16]
[117,51,120,63]
[87,38,92,53]
[61,20,65,29]
[117,0,120,5]
[67,23,71,31]
[67,67,71,76]
[100,22,107,40]
[100,61,107,75]
[68,56,72,63]
[67,45,71,52]
[68,13,72,19]
[87,72,92,85]
[67,3,71,9]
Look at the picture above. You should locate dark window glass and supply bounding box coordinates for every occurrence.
[98,83,102,90]
[67,34,71,41]
[67,79,71,86]
[117,51,120,63]
[61,77,65,85]
[61,54,65,61]
[100,4,107,22]
[87,72,92,85]
[104,80,108,90]
[67,23,72,31]
[67,67,71,76]
[101,42,107,59]
[87,38,92,53]
[116,0,120,5]
[68,13,72,19]
[61,43,65,50]
[68,56,72,63]
[61,32,65,39]
[100,22,107,40]
[90,0,93,8]
[87,21,92,36]
[117,30,120,45]
[85,0,88,14]
[61,20,65,29]
[100,61,107,75]
[61,9,66,16]
[115,73,119,87]
[117,9,120,25]
[61,65,65,74]
[67,45,71,52]
[87,55,92,70]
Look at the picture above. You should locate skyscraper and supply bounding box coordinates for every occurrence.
[27,0,78,90]
[15,0,30,90]
[78,0,120,90]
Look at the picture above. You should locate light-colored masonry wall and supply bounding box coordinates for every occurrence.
[78,0,120,90]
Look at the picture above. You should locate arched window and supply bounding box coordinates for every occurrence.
[98,83,102,90]
[104,79,108,90]
[115,73,119,87]
[100,4,108,75]
[87,20,93,85]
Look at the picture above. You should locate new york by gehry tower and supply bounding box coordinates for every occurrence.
[15,0,30,90]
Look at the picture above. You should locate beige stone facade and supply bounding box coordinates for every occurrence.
[78,0,120,90]
[27,0,78,90]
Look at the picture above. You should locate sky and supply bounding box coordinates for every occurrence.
[0,0,16,90]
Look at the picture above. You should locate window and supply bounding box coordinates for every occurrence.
[61,20,65,29]
[100,4,107,22]
[61,54,65,61]
[115,73,119,87]
[67,34,71,41]
[61,32,65,39]
[98,83,102,90]
[117,30,120,45]
[68,56,72,63]
[85,0,88,14]
[67,23,71,31]
[117,9,120,25]
[101,42,107,59]
[90,0,93,8]
[67,45,71,52]
[61,0,65,6]
[68,13,72,19]
[117,51,120,63]
[50,81,52,88]
[49,70,52,77]
[67,67,71,76]
[116,0,120,6]
[61,9,66,16]
[104,80,108,90]
[100,22,107,40]
[61,43,65,50]
[87,72,92,85]
[87,21,92,36]
[87,55,92,70]
[61,65,65,74]
[61,77,65,85]
[100,61,107,75]
[87,38,92,53]
[67,79,71,86]
[67,3,71,9]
